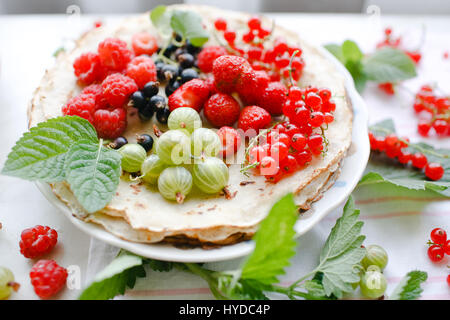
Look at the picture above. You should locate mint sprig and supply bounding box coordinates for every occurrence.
[325,40,417,92]
[1,116,122,213]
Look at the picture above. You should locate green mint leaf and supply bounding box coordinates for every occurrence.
[389,270,427,300]
[363,47,417,83]
[170,10,209,47]
[79,250,146,300]
[150,5,172,38]
[324,44,344,63]
[315,196,366,298]
[240,193,298,285]
[2,116,98,182]
[345,60,367,93]
[65,140,121,213]
[147,259,173,272]
[342,40,363,63]
[360,119,450,197]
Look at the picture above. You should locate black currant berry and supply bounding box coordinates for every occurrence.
[109,136,128,149]
[165,80,181,97]
[186,40,201,55]
[177,53,195,69]
[130,91,146,110]
[174,47,187,59]
[137,134,154,152]
[160,64,178,82]
[163,44,177,58]
[156,108,170,124]
[143,81,159,98]
[180,68,198,83]
[149,95,166,110]
[138,102,155,121]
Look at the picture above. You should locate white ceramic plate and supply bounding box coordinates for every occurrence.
[36,44,369,263]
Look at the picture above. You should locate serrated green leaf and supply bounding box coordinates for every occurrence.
[170,10,209,47]
[1,116,98,182]
[389,270,427,300]
[150,5,172,37]
[240,193,298,285]
[345,60,367,93]
[316,196,366,298]
[65,140,121,213]
[325,44,344,63]
[342,40,363,63]
[360,119,450,197]
[363,47,417,83]
[147,259,173,272]
[79,250,145,300]
[304,280,328,299]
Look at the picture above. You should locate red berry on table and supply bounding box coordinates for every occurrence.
[19,226,58,259]
[378,82,395,95]
[217,126,241,158]
[197,46,228,73]
[213,55,252,94]
[238,106,271,133]
[73,52,105,85]
[427,245,445,262]
[97,38,133,71]
[214,18,227,31]
[417,121,431,137]
[425,163,445,181]
[126,56,157,89]
[256,81,288,116]
[443,240,450,255]
[168,79,210,112]
[93,107,127,139]
[224,30,236,44]
[430,228,447,245]
[131,32,158,56]
[101,73,138,108]
[30,260,67,299]
[204,93,241,127]
[62,93,96,124]
[411,153,428,169]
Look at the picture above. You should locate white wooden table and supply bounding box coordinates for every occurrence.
[0,13,449,300]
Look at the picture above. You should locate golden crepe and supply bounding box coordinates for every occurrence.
[28,5,353,247]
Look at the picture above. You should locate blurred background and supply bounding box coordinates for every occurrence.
[1,0,450,14]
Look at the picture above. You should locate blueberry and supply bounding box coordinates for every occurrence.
[109,136,128,149]
[137,134,154,152]
[149,95,166,110]
[160,64,178,82]
[156,108,171,124]
[143,81,160,98]
[165,80,181,97]
[130,91,147,110]
[180,68,198,83]
[177,53,195,69]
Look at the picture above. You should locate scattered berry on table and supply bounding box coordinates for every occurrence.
[168,79,210,112]
[101,73,138,108]
[30,260,67,299]
[126,56,157,89]
[19,225,58,259]
[378,82,395,95]
[427,245,445,262]
[204,93,241,127]
[131,32,158,56]
[430,228,447,245]
[73,52,105,85]
[97,38,133,71]
[93,107,127,139]
[0,266,19,300]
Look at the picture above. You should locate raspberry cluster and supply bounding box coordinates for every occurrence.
[413,85,450,137]
[369,132,445,181]
[426,227,450,263]
[246,85,336,183]
[19,225,58,259]
[213,16,304,83]
[376,27,422,95]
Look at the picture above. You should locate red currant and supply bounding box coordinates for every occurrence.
[248,17,261,30]
[425,163,444,181]
[214,18,227,31]
[279,155,298,174]
[310,112,325,127]
[270,142,289,162]
[427,245,445,262]
[443,240,450,255]
[294,150,312,166]
[291,133,307,151]
[411,153,428,169]
[307,134,323,149]
[224,31,236,44]
[430,228,447,244]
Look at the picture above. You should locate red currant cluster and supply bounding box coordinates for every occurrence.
[427,228,450,263]
[369,132,445,181]
[246,85,335,183]
[376,27,422,95]
[413,85,450,137]
[214,17,305,83]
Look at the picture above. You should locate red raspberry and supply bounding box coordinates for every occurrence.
[168,79,210,112]
[238,105,271,133]
[98,38,133,71]
[93,107,127,139]
[30,260,67,299]
[237,70,270,105]
[217,126,241,158]
[213,55,252,94]
[101,73,138,108]
[126,56,157,89]
[62,93,96,124]
[197,46,228,73]
[81,84,108,110]
[19,225,58,259]
[73,52,105,84]
[131,32,158,56]
[204,93,241,127]
[257,81,288,116]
